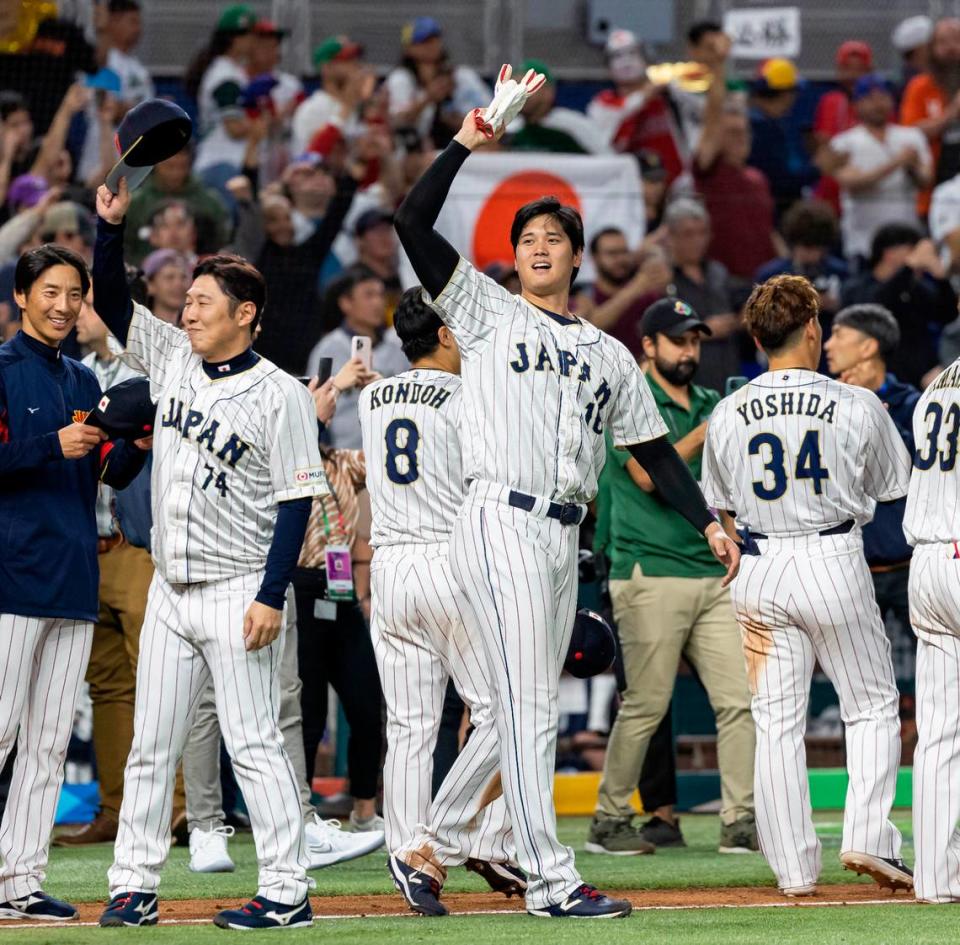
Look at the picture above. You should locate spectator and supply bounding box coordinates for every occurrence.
[891,16,934,91]
[840,223,957,386]
[588,29,687,186]
[55,290,159,846]
[0,93,37,202]
[573,228,671,355]
[663,198,741,392]
[305,265,408,448]
[639,151,669,235]
[142,249,190,324]
[385,17,490,149]
[755,200,848,326]
[353,208,402,321]
[123,148,229,264]
[674,20,729,150]
[102,0,154,117]
[811,41,874,213]
[694,41,778,281]
[900,17,960,215]
[292,37,375,154]
[0,245,145,919]
[748,58,819,217]
[823,304,918,659]
[586,297,755,857]
[144,200,198,264]
[186,4,258,197]
[231,165,359,374]
[507,59,606,154]
[829,76,932,263]
[39,202,94,265]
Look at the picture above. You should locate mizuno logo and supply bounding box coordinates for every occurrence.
[263,909,296,925]
[27,407,39,414]
[12,895,41,908]
[134,898,155,915]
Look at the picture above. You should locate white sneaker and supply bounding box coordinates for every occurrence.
[188,825,235,873]
[349,811,386,833]
[304,814,384,869]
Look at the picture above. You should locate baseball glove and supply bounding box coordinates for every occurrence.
[474,64,547,139]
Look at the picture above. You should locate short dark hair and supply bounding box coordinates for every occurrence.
[15,244,90,299]
[833,303,900,358]
[869,222,922,268]
[589,226,625,257]
[320,264,383,331]
[743,274,820,353]
[125,263,148,306]
[192,254,266,331]
[108,0,141,12]
[394,287,445,362]
[0,91,27,123]
[782,200,838,249]
[510,196,584,286]
[150,199,194,227]
[688,20,723,45]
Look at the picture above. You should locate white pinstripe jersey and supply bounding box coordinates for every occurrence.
[701,369,910,535]
[424,257,668,504]
[114,303,329,583]
[904,358,960,544]
[359,369,464,547]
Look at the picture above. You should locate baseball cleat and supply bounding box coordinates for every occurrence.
[99,891,159,927]
[0,890,78,921]
[189,825,235,873]
[388,854,447,916]
[780,883,817,897]
[305,814,384,869]
[213,895,312,930]
[840,851,914,891]
[527,883,632,918]
[464,858,528,897]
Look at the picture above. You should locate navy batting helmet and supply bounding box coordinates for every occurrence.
[564,608,616,678]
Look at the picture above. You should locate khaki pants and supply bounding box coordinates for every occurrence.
[596,568,755,825]
[85,542,185,819]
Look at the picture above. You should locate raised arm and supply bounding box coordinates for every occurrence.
[93,179,135,345]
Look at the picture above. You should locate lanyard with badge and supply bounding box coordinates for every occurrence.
[319,473,354,602]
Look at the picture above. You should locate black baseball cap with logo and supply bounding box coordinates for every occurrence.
[84,377,155,440]
[640,297,712,339]
[105,98,193,195]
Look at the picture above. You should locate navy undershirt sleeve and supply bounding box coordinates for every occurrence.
[92,217,134,346]
[256,497,312,609]
[627,435,717,535]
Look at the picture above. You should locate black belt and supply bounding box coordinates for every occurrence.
[748,520,855,542]
[508,490,584,526]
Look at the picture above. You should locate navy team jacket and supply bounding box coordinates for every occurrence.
[0,331,144,622]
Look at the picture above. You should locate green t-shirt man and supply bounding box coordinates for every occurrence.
[595,371,723,580]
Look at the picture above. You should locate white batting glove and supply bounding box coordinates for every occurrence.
[475,64,547,138]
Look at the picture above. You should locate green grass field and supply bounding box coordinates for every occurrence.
[3,812,952,943]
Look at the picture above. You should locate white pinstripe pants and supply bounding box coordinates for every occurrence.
[0,614,92,901]
[730,531,902,891]
[370,541,513,861]
[108,571,309,904]
[404,488,582,910]
[909,544,960,903]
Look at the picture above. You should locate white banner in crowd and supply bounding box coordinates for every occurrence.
[401,152,644,287]
[724,7,801,60]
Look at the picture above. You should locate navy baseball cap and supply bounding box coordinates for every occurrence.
[403,16,442,45]
[84,377,155,440]
[565,609,617,679]
[852,74,893,102]
[640,297,712,339]
[106,98,193,195]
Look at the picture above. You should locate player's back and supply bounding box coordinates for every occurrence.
[359,369,465,547]
[905,358,960,545]
[704,368,910,536]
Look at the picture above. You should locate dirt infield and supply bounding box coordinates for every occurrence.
[63,884,917,923]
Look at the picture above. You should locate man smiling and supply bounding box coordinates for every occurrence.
[0,245,146,921]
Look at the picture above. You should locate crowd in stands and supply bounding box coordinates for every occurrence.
[4,6,960,406]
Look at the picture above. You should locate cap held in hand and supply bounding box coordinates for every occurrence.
[83,377,155,440]
[106,98,193,195]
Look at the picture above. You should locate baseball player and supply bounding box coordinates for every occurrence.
[904,355,960,902]
[92,179,328,931]
[360,288,521,915]
[700,275,913,897]
[390,70,738,918]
